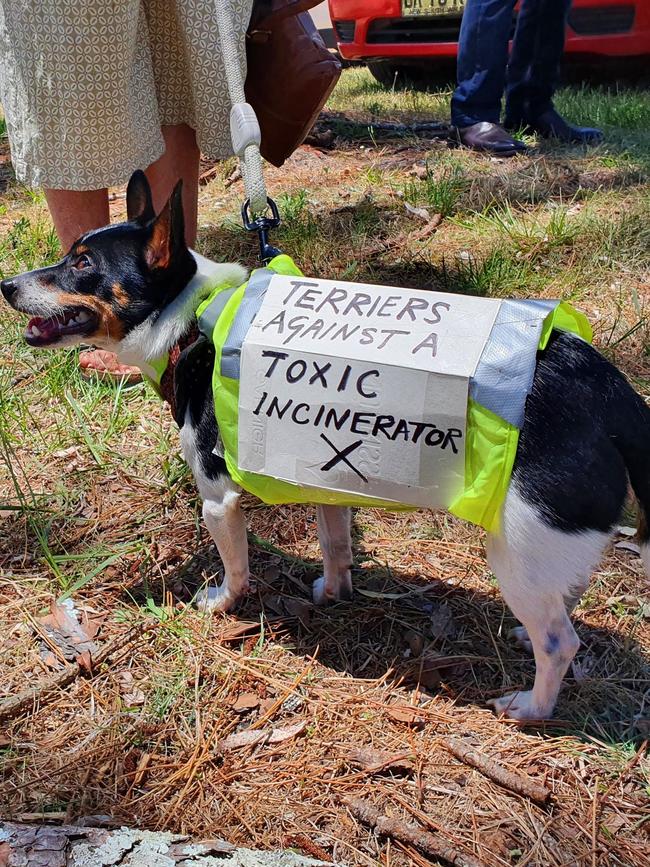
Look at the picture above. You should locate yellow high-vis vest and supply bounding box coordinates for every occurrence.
[151,255,591,533]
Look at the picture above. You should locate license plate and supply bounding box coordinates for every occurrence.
[401,0,465,17]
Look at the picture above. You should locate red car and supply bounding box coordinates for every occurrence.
[328,0,650,86]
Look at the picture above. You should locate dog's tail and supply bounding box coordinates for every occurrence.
[610,372,650,577]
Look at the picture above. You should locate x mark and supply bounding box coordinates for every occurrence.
[319,433,368,483]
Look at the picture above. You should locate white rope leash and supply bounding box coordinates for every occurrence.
[214,0,268,218]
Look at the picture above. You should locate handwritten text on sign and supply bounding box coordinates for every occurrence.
[238,276,500,508]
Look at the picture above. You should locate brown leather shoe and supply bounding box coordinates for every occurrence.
[452,121,528,156]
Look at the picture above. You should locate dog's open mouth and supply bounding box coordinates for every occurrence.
[25,307,98,346]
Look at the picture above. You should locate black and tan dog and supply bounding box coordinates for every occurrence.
[3,171,649,720]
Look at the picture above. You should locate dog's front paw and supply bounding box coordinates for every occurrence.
[487,691,551,721]
[312,574,353,606]
[196,584,242,613]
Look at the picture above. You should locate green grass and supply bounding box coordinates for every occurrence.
[330,67,650,130]
[555,83,650,131]
[0,214,60,276]
[438,247,535,297]
[402,164,468,217]
[328,66,452,122]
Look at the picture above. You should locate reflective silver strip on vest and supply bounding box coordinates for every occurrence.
[470,298,558,428]
[197,285,238,339]
[221,268,275,379]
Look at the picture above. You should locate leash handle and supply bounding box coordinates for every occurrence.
[214,0,282,261]
[214,0,271,225]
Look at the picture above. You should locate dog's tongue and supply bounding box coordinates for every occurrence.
[27,315,60,341]
[25,309,94,343]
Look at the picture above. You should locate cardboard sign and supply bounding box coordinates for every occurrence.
[238,276,501,508]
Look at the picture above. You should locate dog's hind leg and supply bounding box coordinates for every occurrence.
[313,505,353,605]
[196,487,250,613]
[508,576,590,654]
[486,487,611,720]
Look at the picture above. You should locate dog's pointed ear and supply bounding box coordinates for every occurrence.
[145,180,186,270]
[126,170,155,225]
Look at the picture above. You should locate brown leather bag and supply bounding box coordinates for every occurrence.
[245,1,341,168]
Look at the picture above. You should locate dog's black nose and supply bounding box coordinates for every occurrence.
[1,278,17,300]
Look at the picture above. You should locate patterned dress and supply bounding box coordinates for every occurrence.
[0,0,253,190]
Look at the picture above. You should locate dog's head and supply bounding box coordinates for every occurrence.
[1,171,196,350]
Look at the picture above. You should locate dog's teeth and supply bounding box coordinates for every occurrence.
[75,311,91,323]
[30,325,42,337]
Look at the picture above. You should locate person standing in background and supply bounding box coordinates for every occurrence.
[451,0,603,155]
[0,0,253,377]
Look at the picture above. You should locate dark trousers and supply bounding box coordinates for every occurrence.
[451,0,572,128]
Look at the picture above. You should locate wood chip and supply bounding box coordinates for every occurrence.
[345,797,487,867]
[232,692,261,713]
[616,525,637,537]
[35,600,99,673]
[219,620,265,642]
[415,655,444,690]
[0,624,153,725]
[409,162,429,180]
[348,747,414,776]
[217,720,306,753]
[614,540,641,554]
[404,629,425,657]
[385,706,424,727]
[283,597,313,625]
[411,213,443,241]
[429,601,455,641]
[404,202,431,222]
[117,671,146,707]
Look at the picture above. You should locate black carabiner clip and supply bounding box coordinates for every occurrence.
[241,197,282,264]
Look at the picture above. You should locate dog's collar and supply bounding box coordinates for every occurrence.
[135,256,247,417]
[119,255,247,372]
[142,268,211,410]
[157,324,200,418]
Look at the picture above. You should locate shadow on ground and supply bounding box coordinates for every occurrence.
[130,522,649,748]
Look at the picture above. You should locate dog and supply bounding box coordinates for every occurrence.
[3,170,649,721]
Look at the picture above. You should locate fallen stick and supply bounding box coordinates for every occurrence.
[316,110,450,141]
[344,797,487,867]
[283,834,333,864]
[0,624,153,725]
[441,737,550,806]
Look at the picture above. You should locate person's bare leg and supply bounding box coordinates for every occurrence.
[44,124,200,251]
[145,123,200,246]
[43,188,110,252]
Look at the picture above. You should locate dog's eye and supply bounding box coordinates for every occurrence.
[73,254,92,271]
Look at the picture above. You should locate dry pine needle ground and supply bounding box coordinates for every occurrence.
[1,70,650,865]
